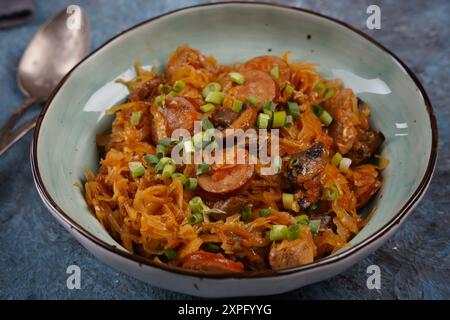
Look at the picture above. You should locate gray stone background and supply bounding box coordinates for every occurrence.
[0,0,448,299]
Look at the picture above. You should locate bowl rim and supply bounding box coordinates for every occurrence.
[31,1,438,279]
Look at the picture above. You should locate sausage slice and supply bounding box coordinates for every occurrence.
[243,55,291,85]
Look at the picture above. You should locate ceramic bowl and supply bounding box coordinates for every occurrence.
[31,2,438,297]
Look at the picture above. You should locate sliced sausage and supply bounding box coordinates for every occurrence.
[210,107,239,129]
[182,251,244,273]
[269,227,316,269]
[129,77,162,102]
[150,96,201,143]
[286,143,330,185]
[166,45,217,86]
[210,196,251,220]
[243,55,291,85]
[347,129,385,165]
[224,69,277,110]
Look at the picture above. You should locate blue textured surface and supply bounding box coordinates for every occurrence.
[0,0,449,300]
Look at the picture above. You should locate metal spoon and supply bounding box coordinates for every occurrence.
[0,7,90,156]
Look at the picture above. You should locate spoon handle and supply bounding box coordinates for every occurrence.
[0,115,37,156]
[0,97,38,138]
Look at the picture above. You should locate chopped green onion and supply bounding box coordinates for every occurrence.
[158,137,173,147]
[171,173,186,185]
[155,157,174,174]
[312,104,324,117]
[200,103,215,113]
[286,224,301,240]
[205,91,225,104]
[260,208,272,217]
[295,214,309,225]
[173,79,186,92]
[263,101,276,117]
[156,144,168,158]
[319,110,333,126]
[323,186,338,201]
[163,248,178,260]
[241,207,252,222]
[284,115,293,128]
[130,111,142,127]
[247,95,260,106]
[202,118,215,130]
[185,177,198,191]
[155,94,165,106]
[283,84,294,99]
[231,99,243,113]
[288,156,300,168]
[189,196,209,214]
[144,154,159,165]
[308,203,319,211]
[188,212,204,224]
[203,243,221,253]
[324,88,336,100]
[315,82,325,91]
[282,193,294,210]
[169,90,179,97]
[331,152,343,167]
[309,219,321,234]
[196,163,210,175]
[202,82,222,98]
[270,66,279,79]
[229,72,245,85]
[159,84,172,94]
[257,113,271,129]
[272,111,286,128]
[339,157,352,173]
[162,163,176,179]
[192,132,204,149]
[269,225,288,241]
[287,101,301,118]
[273,155,282,174]
[128,162,145,178]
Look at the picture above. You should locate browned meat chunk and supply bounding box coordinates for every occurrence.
[210,107,239,129]
[287,143,329,185]
[129,77,161,102]
[347,129,385,165]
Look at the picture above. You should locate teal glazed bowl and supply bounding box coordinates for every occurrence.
[31,2,438,297]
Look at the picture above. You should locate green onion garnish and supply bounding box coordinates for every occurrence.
[324,88,336,100]
[319,110,333,126]
[284,115,293,128]
[283,84,294,99]
[282,193,294,210]
[173,80,186,92]
[339,157,352,173]
[185,177,198,191]
[158,138,173,147]
[287,101,301,118]
[231,99,243,113]
[247,95,260,106]
[331,152,343,167]
[188,212,204,224]
[155,157,174,174]
[272,111,286,128]
[269,225,288,241]
[309,219,321,234]
[144,154,159,165]
[128,162,145,178]
[270,66,279,79]
[159,84,172,94]
[156,144,168,158]
[196,163,210,175]
[192,132,204,149]
[315,82,325,91]
[162,163,176,179]
[312,104,324,117]
[155,94,165,106]
[130,111,142,127]
[323,186,338,201]
[257,113,271,129]
[205,91,225,104]
[203,243,221,253]
[171,173,186,185]
[241,207,252,222]
[229,72,245,85]
[189,196,209,214]
[163,248,178,260]
[202,82,222,98]
[202,118,215,130]
[308,203,319,211]
[200,103,215,113]
[260,208,272,217]
[286,224,301,240]
[295,214,309,225]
